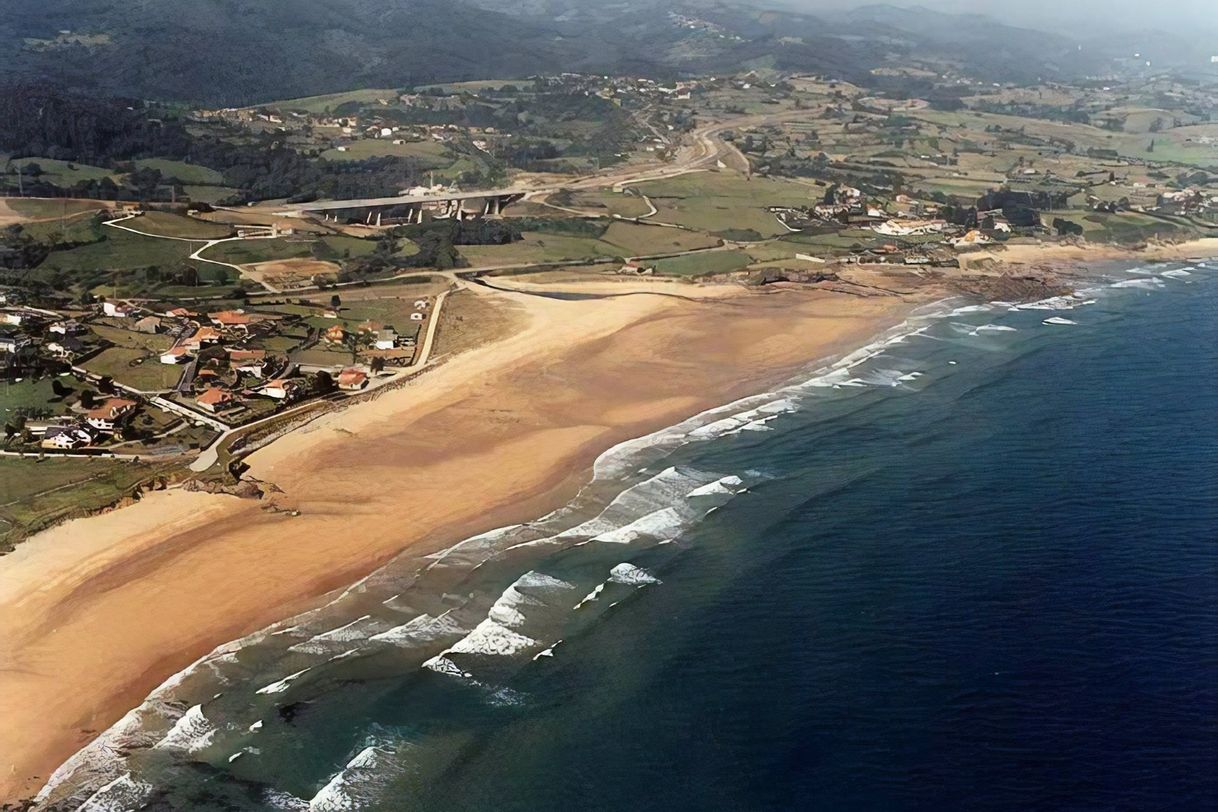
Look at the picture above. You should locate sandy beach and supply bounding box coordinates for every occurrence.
[4,232,1215,803]
[0,278,919,803]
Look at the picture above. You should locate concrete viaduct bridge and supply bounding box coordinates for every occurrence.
[274,188,529,226]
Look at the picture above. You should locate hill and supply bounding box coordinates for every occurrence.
[0,0,1113,105]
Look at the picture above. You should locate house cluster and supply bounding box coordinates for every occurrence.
[1155,187,1218,215]
[1,300,99,376]
[36,397,138,450]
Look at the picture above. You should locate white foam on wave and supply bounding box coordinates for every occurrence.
[1111,277,1164,290]
[289,615,383,654]
[1043,317,1076,326]
[575,582,606,609]
[153,704,215,753]
[945,303,993,316]
[369,611,464,646]
[592,507,686,544]
[609,563,661,586]
[452,621,536,657]
[424,571,573,676]
[1160,269,1192,279]
[309,742,408,812]
[422,655,469,678]
[34,637,260,806]
[537,466,726,548]
[533,641,561,660]
[255,668,310,695]
[591,307,942,479]
[422,523,523,571]
[1016,295,1084,311]
[687,475,744,497]
[264,789,311,810]
[77,772,153,812]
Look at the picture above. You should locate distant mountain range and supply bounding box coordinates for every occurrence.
[0,0,1138,105]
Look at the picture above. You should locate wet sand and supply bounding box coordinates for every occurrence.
[0,281,920,803]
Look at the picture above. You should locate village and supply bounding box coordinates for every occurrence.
[0,283,437,456]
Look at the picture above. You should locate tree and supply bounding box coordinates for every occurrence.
[312,371,334,394]
[330,294,342,310]
[370,356,385,374]
[51,379,72,399]
[1053,217,1084,237]
[80,390,97,408]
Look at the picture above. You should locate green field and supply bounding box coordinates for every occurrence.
[458,232,620,266]
[5,198,110,219]
[7,158,116,185]
[632,172,814,237]
[90,324,174,353]
[600,221,720,256]
[652,250,753,277]
[134,159,225,185]
[0,457,176,551]
[20,212,106,246]
[201,234,395,265]
[321,139,453,166]
[0,376,77,419]
[83,348,183,391]
[294,346,357,368]
[130,211,233,240]
[183,185,240,204]
[266,88,400,114]
[39,229,197,273]
[563,190,653,218]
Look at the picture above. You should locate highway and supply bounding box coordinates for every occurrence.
[263,106,810,219]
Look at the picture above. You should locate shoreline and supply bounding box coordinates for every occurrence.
[2,237,1212,805]
[0,278,920,804]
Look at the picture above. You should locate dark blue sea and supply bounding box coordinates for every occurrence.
[39,262,1218,811]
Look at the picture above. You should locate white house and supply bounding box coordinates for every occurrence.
[41,425,96,450]
[102,300,137,318]
[160,346,193,364]
[263,378,303,400]
[0,334,30,353]
[374,329,398,351]
[873,219,947,237]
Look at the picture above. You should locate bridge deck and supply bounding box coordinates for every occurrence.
[275,188,532,215]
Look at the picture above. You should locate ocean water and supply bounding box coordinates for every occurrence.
[38,262,1218,811]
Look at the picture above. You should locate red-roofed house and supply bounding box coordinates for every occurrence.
[182,327,222,351]
[263,378,304,401]
[209,310,256,329]
[337,368,369,391]
[85,398,137,431]
[196,388,238,413]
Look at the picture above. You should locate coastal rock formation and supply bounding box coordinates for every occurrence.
[745,268,841,286]
[949,272,1073,303]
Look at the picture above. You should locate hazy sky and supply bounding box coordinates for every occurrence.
[799,0,1217,35]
